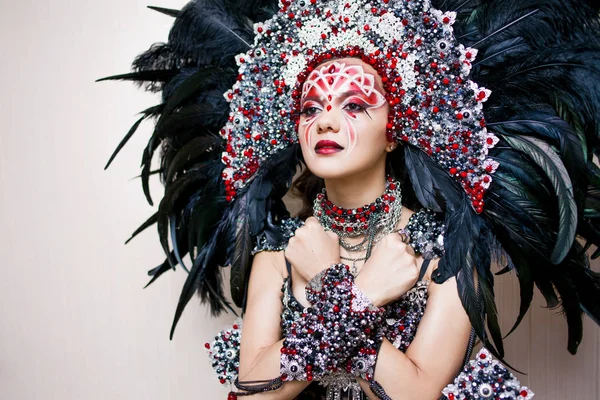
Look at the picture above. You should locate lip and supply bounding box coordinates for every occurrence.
[315,140,344,154]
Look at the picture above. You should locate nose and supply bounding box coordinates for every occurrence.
[316,106,341,134]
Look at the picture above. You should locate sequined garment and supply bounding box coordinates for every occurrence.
[209,208,444,399]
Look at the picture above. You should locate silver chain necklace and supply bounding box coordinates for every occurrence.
[313,178,403,276]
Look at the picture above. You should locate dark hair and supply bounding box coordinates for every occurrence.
[289,145,421,220]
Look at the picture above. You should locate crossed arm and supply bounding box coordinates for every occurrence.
[237,250,472,400]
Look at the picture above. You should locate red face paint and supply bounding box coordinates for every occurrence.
[300,62,387,154]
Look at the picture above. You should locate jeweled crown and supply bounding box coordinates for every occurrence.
[220,0,497,212]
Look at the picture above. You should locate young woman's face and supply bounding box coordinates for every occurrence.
[297,58,392,180]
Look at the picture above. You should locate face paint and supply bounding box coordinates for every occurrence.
[300,62,387,155]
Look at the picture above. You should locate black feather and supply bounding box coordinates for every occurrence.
[125,212,159,245]
[104,116,146,170]
[147,6,181,18]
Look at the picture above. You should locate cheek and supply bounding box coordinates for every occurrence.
[297,122,313,161]
[348,110,389,157]
[298,116,318,149]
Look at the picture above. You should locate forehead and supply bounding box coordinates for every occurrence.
[306,57,385,94]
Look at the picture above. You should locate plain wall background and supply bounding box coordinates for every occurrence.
[0,1,598,399]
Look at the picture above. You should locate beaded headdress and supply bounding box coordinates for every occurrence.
[221,0,496,213]
[102,0,600,360]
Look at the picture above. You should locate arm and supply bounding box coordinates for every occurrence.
[354,267,472,399]
[237,250,310,399]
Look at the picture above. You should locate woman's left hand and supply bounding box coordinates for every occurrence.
[284,217,340,283]
[354,232,419,307]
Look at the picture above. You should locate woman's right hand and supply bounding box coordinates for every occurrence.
[284,217,341,284]
[354,232,420,307]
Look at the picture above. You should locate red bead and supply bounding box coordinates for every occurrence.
[204,343,210,349]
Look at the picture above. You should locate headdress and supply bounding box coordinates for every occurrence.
[100,0,600,360]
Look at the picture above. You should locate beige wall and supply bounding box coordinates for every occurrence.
[0,1,598,399]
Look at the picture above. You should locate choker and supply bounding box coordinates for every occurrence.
[313,177,403,271]
[313,176,402,236]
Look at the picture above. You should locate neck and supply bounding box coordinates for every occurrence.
[323,169,387,209]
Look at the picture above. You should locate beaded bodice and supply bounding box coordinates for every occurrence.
[206,208,533,400]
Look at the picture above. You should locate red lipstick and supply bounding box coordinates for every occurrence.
[315,140,344,154]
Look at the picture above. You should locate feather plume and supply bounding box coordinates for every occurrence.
[148,6,181,18]
[501,135,577,264]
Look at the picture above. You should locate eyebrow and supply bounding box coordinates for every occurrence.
[301,90,376,104]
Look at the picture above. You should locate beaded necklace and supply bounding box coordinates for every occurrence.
[313,177,403,275]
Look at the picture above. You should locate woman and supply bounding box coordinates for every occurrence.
[237,57,472,399]
[101,0,600,398]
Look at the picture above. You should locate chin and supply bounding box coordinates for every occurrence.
[304,158,364,180]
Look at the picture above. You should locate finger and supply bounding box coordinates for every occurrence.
[325,230,339,241]
[404,243,416,257]
[305,216,319,226]
[383,232,407,247]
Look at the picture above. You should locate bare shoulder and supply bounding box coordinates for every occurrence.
[252,250,287,280]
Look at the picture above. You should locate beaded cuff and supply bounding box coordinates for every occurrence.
[280,264,385,382]
[442,348,534,400]
[204,320,243,385]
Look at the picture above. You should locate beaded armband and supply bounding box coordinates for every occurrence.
[442,348,534,399]
[280,264,384,382]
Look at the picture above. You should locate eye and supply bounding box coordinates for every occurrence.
[345,102,366,112]
[301,106,320,116]
[225,349,237,360]
[436,39,450,51]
